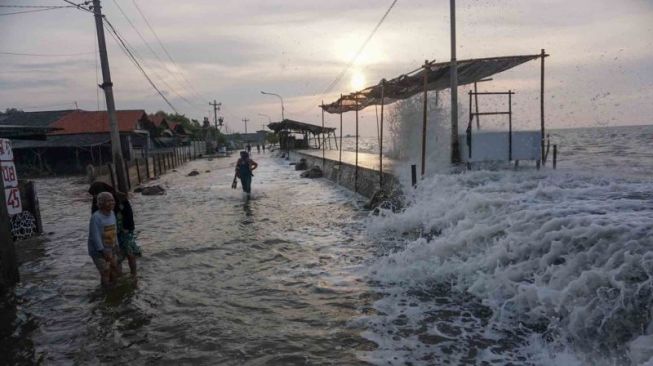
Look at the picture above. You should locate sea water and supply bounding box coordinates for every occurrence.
[358,119,653,364]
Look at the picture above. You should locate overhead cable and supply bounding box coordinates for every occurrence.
[103,17,179,113]
[131,0,209,103]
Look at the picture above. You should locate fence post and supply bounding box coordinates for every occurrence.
[108,163,116,188]
[135,158,141,184]
[411,164,417,188]
[553,145,558,169]
[123,159,131,190]
[24,181,43,235]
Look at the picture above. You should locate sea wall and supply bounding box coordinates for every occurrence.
[294,151,399,199]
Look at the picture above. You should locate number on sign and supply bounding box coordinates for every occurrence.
[2,165,16,183]
[7,188,20,208]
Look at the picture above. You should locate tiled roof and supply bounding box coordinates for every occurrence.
[50,110,147,135]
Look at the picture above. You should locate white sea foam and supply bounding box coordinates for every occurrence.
[360,98,653,364]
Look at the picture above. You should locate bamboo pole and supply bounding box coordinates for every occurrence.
[321,100,325,170]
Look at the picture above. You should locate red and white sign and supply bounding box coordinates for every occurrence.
[0,139,13,161]
[1,161,18,188]
[0,138,21,214]
[5,187,22,215]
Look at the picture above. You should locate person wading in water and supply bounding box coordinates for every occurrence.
[233,151,258,195]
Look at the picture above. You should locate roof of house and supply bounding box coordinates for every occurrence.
[267,119,335,134]
[11,133,111,149]
[0,125,61,140]
[0,109,75,128]
[150,114,168,128]
[50,110,148,135]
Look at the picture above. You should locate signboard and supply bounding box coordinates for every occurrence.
[1,161,18,188]
[0,138,21,214]
[0,138,13,161]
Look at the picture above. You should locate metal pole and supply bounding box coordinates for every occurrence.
[379,80,385,189]
[540,48,546,164]
[421,61,428,176]
[260,91,284,121]
[450,0,460,164]
[92,0,128,193]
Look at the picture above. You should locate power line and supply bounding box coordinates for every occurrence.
[110,0,199,108]
[0,5,74,8]
[103,17,179,113]
[297,0,399,116]
[0,51,94,57]
[131,0,208,103]
[0,7,74,16]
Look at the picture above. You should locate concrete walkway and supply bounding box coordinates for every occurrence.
[296,149,397,172]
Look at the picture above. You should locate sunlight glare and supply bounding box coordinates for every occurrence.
[350,71,366,91]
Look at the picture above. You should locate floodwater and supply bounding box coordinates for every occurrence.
[3,153,377,365]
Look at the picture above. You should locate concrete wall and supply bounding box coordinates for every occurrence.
[295,151,398,199]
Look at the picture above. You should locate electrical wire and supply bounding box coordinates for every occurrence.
[110,0,199,108]
[131,0,209,103]
[0,51,94,57]
[103,17,179,113]
[297,0,399,117]
[0,7,74,16]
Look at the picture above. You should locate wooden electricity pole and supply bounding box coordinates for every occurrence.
[92,0,128,192]
[242,118,249,134]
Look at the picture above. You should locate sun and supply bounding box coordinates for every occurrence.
[350,71,366,91]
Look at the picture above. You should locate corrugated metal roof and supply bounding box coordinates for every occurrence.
[321,54,545,114]
[50,110,147,135]
[0,110,75,127]
[11,133,111,149]
[268,119,336,134]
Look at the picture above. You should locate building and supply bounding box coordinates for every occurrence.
[7,110,152,175]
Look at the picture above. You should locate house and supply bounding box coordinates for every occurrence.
[10,110,152,175]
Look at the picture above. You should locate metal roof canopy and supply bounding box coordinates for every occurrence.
[268,119,335,135]
[321,54,545,114]
[0,125,61,140]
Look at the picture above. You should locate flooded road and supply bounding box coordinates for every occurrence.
[6,153,377,365]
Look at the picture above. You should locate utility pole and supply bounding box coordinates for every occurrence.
[242,118,249,134]
[210,100,221,131]
[449,0,460,164]
[92,0,128,192]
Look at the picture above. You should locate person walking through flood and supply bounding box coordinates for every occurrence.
[234,151,258,195]
[256,144,261,153]
[88,192,120,288]
[115,192,140,281]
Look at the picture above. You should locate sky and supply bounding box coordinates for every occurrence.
[1,0,652,135]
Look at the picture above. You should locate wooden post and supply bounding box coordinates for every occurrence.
[508,90,512,161]
[145,154,150,179]
[123,159,131,190]
[135,158,141,184]
[321,100,325,171]
[411,164,417,188]
[379,80,385,189]
[553,145,558,169]
[421,61,428,176]
[339,94,343,167]
[355,95,359,193]
[108,163,116,188]
[474,81,480,129]
[24,181,43,234]
[0,177,20,292]
[540,48,546,164]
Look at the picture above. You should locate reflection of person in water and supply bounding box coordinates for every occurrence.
[235,151,258,194]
